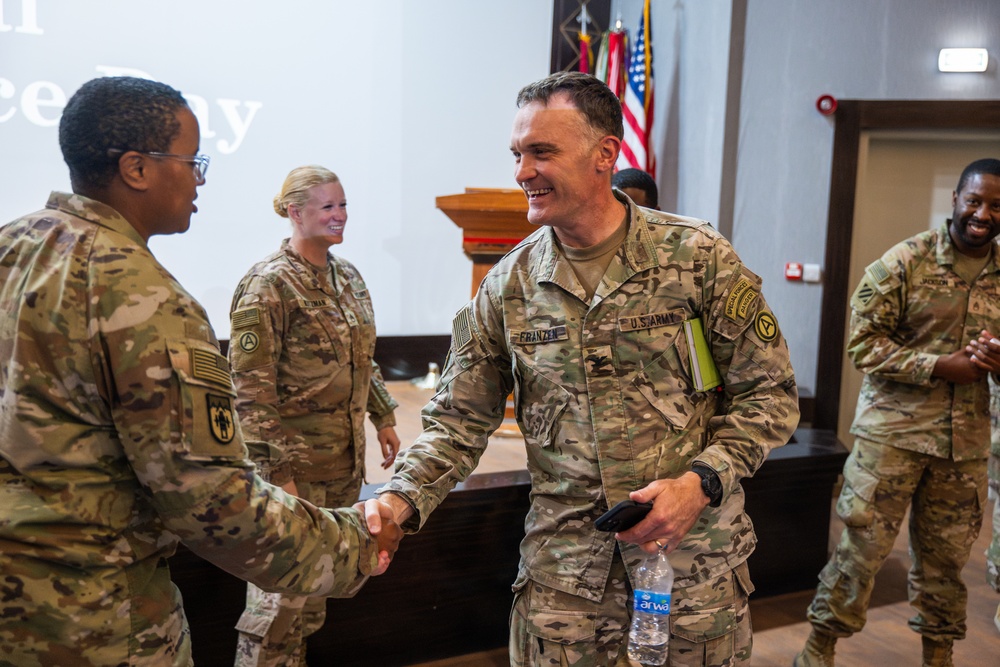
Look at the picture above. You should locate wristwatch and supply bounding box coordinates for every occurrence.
[691,463,723,508]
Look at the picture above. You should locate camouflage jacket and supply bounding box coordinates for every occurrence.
[848,224,1000,461]
[379,194,798,598]
[229,240,397,485]
[0,194,379,666]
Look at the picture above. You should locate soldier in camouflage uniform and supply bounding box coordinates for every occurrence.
[229,165,400,667]
[795,158,1000,667]
[363,72,799,666]
[989,381,1000,633]
[0,77,401,667]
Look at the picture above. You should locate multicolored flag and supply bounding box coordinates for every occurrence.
[617,0,655,177]
[595,24,627,99]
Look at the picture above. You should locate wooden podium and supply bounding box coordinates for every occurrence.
[435,187,535,296]
[436,187,534,434]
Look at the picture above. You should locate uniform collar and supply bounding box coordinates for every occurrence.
[280,239,338,293]
[46,191,147,247]
[534,189,659,299]
[936,221,1000,274]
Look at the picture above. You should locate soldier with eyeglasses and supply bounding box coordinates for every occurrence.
[0,76,401,666]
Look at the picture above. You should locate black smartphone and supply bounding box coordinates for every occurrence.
[595,500,654,532]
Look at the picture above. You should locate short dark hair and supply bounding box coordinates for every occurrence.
[59,76,188,192]
[612,168,659,208]
[516,72,623,141]
[956,158,1000,194]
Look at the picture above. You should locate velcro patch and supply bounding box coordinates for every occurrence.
[231,307,261,329]
[236,330,260,354]
[299,298,331,309]
[619,310,685,332]
[191,348,232,389]
[724,277,758,322]
[207,394,236,443]
[452,307,473,351]
[754,311,778,342]
[868,259,890,284]
[510,325,568,345]
[855,278,877,306]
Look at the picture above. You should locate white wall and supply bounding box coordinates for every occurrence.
[0,0,552,336]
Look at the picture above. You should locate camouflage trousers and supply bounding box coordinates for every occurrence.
[509,550,753,666]
[988,453,1000,592]
[234,473,361,667]
[807,437,987,643]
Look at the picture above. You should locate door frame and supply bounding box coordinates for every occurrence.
[813,99,1000,430]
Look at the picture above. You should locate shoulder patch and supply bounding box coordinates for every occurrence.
[868,259,890,284]
[452,306,473,351]
[754,311,778,342]
[724,277,759,322]
[191,348,232,389]
[231,306,261,329]
[207,394,236,443]
[854,277,877,307]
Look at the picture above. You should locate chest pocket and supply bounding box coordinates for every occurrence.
[626,322,706,430]
[511,354,571,449]
[284,297,344,378]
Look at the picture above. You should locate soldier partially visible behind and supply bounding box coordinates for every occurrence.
[795,158,1000,667]
[0,76,400,667]
[989,381,1000,634]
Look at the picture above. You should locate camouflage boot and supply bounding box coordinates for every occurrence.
[920,637,953,667]
[792,629,836,667]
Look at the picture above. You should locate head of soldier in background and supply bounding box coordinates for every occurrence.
[949,157,1000,258]
[59,76,207,241]
[511,72,624,245]
[274,165,348,264]
[612,168,659,209]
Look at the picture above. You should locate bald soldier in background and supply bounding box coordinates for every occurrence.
[0,76,400,666]
[795,158,1000,667]
[366,72,798,666]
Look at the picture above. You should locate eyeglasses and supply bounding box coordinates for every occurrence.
[108,149,210,181]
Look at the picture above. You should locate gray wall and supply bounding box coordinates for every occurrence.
[618,0,1000,393]
[736,0,1000,392]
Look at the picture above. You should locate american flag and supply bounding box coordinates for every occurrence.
[617,0,655,178]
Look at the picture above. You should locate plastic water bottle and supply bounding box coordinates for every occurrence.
[627,550,674,665]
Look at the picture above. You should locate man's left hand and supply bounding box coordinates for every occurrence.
[615,472,710,554]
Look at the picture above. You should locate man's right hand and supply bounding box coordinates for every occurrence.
[354,499,404,575]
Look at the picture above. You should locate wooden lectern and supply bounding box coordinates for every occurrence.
[435,187,535,296]
[436,187,534,434]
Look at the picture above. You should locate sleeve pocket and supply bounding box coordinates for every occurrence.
[167,339,246,462]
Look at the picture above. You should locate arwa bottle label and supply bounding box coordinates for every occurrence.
[633,590,671,615]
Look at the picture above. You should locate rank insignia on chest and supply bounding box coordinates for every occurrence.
[207,394,236,444]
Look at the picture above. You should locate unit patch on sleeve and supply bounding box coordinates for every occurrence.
[237,330,260,354]
[207,394,236,443]
[854,277,877,306]
[724,277,759,322]
[754,311,778,342]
